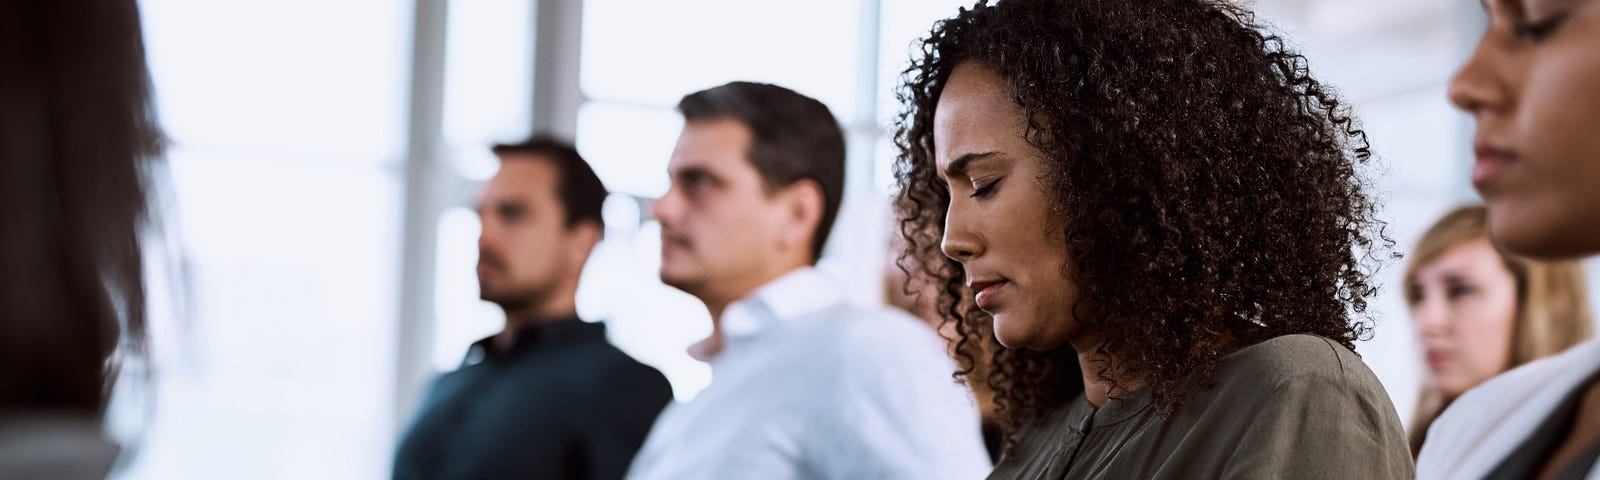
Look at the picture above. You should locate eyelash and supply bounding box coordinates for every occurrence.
[970,178,1002,199]
[1513,13,1569,41]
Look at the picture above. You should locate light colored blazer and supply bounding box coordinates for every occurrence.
[1417,338,1600,479]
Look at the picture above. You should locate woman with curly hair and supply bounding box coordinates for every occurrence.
[891,0,1413,477]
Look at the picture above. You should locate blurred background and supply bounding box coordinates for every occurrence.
[114,0,1600,478]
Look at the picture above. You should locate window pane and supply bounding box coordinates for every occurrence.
[119,149,400,479]
[129,0,409,476]
[580,0,862,118]
[876,0,975,127]
[139,0,410,164]
[443,0,535,180]
[576,102,684,198]
[431,208,503,372]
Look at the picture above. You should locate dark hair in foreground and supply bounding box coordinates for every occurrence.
[893,0,1387,443]
[0,0,162,414]
[678,81,846,262]
[493,135,609,232]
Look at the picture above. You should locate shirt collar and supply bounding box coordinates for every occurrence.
[462,316,604,366]
[720,267,845,342]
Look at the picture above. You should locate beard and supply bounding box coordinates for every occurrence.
[477,249,564,314]
[479,260,557,314]
[480,282,555,314]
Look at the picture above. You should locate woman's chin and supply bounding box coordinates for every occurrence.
[1487,200,1600,260]
[992,315,1031,349]
[994,315,1066,351]
[1427,376,1471,400]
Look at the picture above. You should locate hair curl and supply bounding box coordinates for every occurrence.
[892,0,1390,443]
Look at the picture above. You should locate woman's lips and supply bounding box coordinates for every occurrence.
[972,279,1009,311]
[1471,141,1518,189]
[1425,349,1451,371]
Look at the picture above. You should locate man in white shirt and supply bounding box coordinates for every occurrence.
[625,81,990,480]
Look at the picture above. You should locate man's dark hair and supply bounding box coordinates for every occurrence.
[677,81,845,263]
[492,135,608,232]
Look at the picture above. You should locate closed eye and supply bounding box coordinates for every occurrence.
[497,204,526,222]
[1513,15,1567,41]
[971,177,1003,199]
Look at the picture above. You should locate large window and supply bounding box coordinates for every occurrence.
[123,0,410,478]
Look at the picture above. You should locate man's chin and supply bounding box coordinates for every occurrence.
[657,273,688,291]
[480,291,531,311]
[657,268,702,294]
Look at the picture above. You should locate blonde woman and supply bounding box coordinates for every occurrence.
[1405,205,1593,455]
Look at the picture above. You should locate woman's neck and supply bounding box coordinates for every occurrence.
[1071,332,1145,408]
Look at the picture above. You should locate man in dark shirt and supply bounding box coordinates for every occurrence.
[394,136,673,480]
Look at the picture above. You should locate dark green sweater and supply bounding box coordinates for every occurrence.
[989,334,1414,479]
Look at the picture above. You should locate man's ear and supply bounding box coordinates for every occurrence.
[569,220,604,268]
[777,179,824,254]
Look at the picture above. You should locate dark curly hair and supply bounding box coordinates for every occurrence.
[892,0,1390,442]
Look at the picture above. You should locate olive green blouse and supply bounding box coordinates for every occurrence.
[988,334,1414,479]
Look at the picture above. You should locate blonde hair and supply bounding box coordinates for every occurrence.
[1405,205,1593,455]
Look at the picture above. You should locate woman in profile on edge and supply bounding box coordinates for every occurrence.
[1417,0,1600,477]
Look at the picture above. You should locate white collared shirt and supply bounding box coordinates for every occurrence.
[1417,338,1600,479]
[626,267,992,480]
